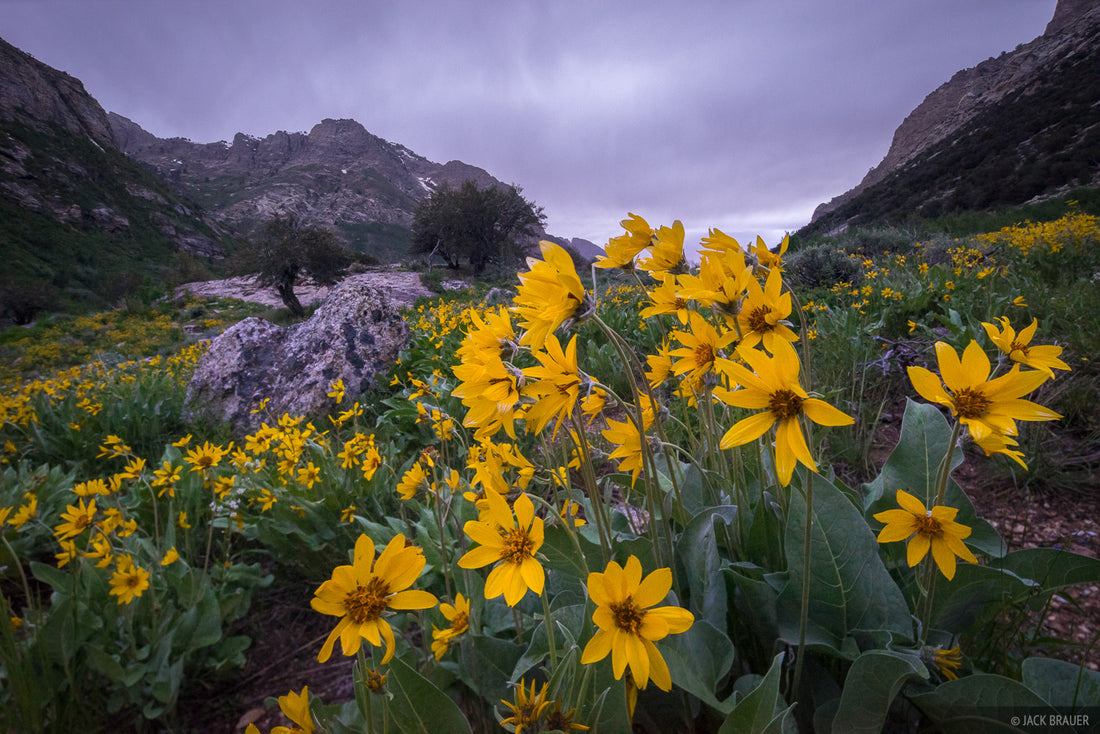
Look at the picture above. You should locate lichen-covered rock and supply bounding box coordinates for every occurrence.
[183,279,409,435]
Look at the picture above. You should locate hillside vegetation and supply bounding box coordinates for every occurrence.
[0,119,233,318]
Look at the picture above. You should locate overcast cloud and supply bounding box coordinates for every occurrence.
[1,0,1057,247]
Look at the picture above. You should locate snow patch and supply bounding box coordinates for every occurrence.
[88,138,104,152]
[341,168,347,174]
[417,176,435,192]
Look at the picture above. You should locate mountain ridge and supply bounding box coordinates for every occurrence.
[108,114,513,258]
[809,0,1100,231]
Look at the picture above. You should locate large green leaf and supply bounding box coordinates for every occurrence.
[677,505,737,630]
[778,472,912,650]
[386,655,472,734]
[864,400,1004,557]
[540,524,601,580]
[831,650,927,734]
[910,673,1057,734]
[928,563,1035,634]
[662,619,736,714]
[718,652,795,734]
[989,548,1100,591]
[1021,656,1100,709]
[457,633,524,705]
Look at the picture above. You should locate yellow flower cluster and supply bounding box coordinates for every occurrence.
[975,211,1100,257]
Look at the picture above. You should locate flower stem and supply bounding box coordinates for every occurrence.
[791,469,814,702]
[541,588,558,669]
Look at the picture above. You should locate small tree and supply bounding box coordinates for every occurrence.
[240,216,350,316]
[412,181,545,273]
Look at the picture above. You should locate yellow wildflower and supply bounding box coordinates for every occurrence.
[873,489,977,580]
[311,534,437,663]
[580,555,694,691]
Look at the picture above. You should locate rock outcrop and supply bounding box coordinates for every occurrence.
[182,277,410,435]
[811,0,1100,224]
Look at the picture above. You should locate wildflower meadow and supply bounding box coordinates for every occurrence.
[1,210,1099,732]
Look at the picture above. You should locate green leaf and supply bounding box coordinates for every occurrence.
[778,472,912,649]
[910,673,1057,734]
[864,400,1004,557]
[458,634,524,705]
[719,652,793,734]
[84,645,125,682]
[663,619,736,714]
[678,506,736,630]
[29,560,71,592]
[189,589,223,650]
[831,650,926,734]
[386,655,472,734]
[1021,657,1100,709]
[989,548,1100,592]
[540,524,601,580]
[928,563,1035,634]
[724,567,781,666]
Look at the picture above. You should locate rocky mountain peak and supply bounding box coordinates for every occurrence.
[1045,0,1098,36]
[0,36,116,148]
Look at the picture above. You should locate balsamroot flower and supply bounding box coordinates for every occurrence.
[981,317,1070,379]
[669,311,740,384]
[907,340,1060,445]
[271,686,314,734]
[637,220,687,276]
[595,212,653,270]
[601,399,656,486]
[431,593,470,660]
[873,490,977,580]
[54,497,97,540]
[580,555,694,691]
[737,267,798,353]
[522,334,583,436]
[109,555,150,605]
[311,533,437,663]
[514,241,590,350]
[716,341,853,486]
[458,491,545,606]
[500,678,552,733]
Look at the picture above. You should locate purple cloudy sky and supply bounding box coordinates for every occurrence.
[1,0,1056,247]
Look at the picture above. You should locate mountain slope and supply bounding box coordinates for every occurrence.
[805,0,1100,235]
[0,36,234,313]
[110,115,508,260]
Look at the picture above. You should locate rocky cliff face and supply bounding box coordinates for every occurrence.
[110,114,506,257]
[812,0,1100,224]
[0,37,116,149]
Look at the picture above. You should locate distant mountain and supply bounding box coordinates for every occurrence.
[0,33,557,317]
[110,114,514,260]
[804,0,1100,235]
[0,36,233,313]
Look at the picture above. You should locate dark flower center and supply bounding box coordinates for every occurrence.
[914,512,943,538]
[953,387,991,418]
[694,343,715,367]
[610,598,644,634]
[769,389,804,420]
[344,577,391,624]
[746,306,774,333]
[501,528,535,564]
